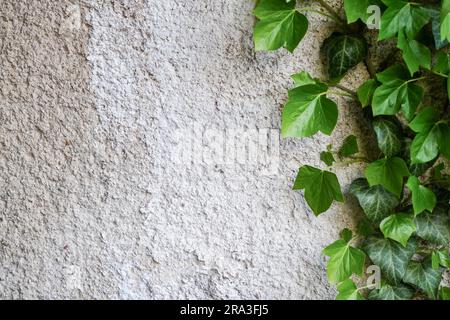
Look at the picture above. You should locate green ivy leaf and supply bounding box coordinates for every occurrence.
[431,249,450,270]
[291,71,317,87]
[282,83,338,137]
[406,176,437,216]
[379,0,430,40]
[336,279,365,300]
[441,0,450,43]
[402,138,435,176]
[364,157,410,197]
[253,0,308,52]
[372,118,403,157]
[339,135,358,157]
[410,109,450,163]
[322,34,368,80]
[368,282,414,300]
[363,236,417,284]
[340,228,353,243]
[426,6,448,49]
[440,287,450,300]
[433,52,450,74]
[344,0,370,23]
[349,178,399,223]
[380,213,416,246]
[397,32,430,75]
[403,260,443,299]
[415,210,450,246]
[320,151,335,166]
[357,79,378,108]
[293,166,344,216]
[323,239,366,284]
[372,65,423,120]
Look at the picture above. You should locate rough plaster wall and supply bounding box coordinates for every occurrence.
[0,0,374,299]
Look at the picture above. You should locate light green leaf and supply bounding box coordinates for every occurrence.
[368,282,414,300]
[363,236,417,284]
[293,166,344,216]
[380,213,416,247]
[364,157,410,197]
[336,279,365,300]
[411,122,450,164]
[282,83,338,137]
[406,176,437,216]
[426,6,448,50]
[379,0,430,40]
[397,32,431,75]
[357,79,378,108]
[441,0,450,43]
[291,71,317,87]
[372,65,423,119]
[415,210,450,246]
[322,34,368,79]
[432,249,450,270]
[344,0,370,23]
[323,239,366,284]
[349,178,399,223]
[339,135,358,157]
[320,151,335,166]
[403,260,443,299]
[409,107,440,133]
[253,0,308,52]
[372,118,403,157]
[402,138,435,176]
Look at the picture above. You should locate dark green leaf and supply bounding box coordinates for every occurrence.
[372,118,403,157]
[426,6,448,49]
[363,236,417,284]
[253,0,308,52]
[364,157,410,197]
[357,79,378,108]
[339,135,359,157]
[403,260,443,299]
[322,34,368,79]
[340,228,353,243]
[323,239,366,284]
[368,282,414,300]
[282,83,338,137]
[415,210,450,246]
[320,151,335,166]
[293,166,344,216]
[350,178,399,223]
[440,287,450,300]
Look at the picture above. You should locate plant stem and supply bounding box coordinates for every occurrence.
[316,0,346,26]
[334,84,357,97]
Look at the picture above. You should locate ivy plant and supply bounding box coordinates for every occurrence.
[252,0,450,300]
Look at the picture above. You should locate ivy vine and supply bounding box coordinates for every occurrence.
[252,0,450,300]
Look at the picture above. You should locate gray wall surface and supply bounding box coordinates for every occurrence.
[0,0,374,299]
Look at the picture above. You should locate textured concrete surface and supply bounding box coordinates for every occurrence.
[0,0,376,299]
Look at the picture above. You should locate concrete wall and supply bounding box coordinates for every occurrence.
[0,0,372,299]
